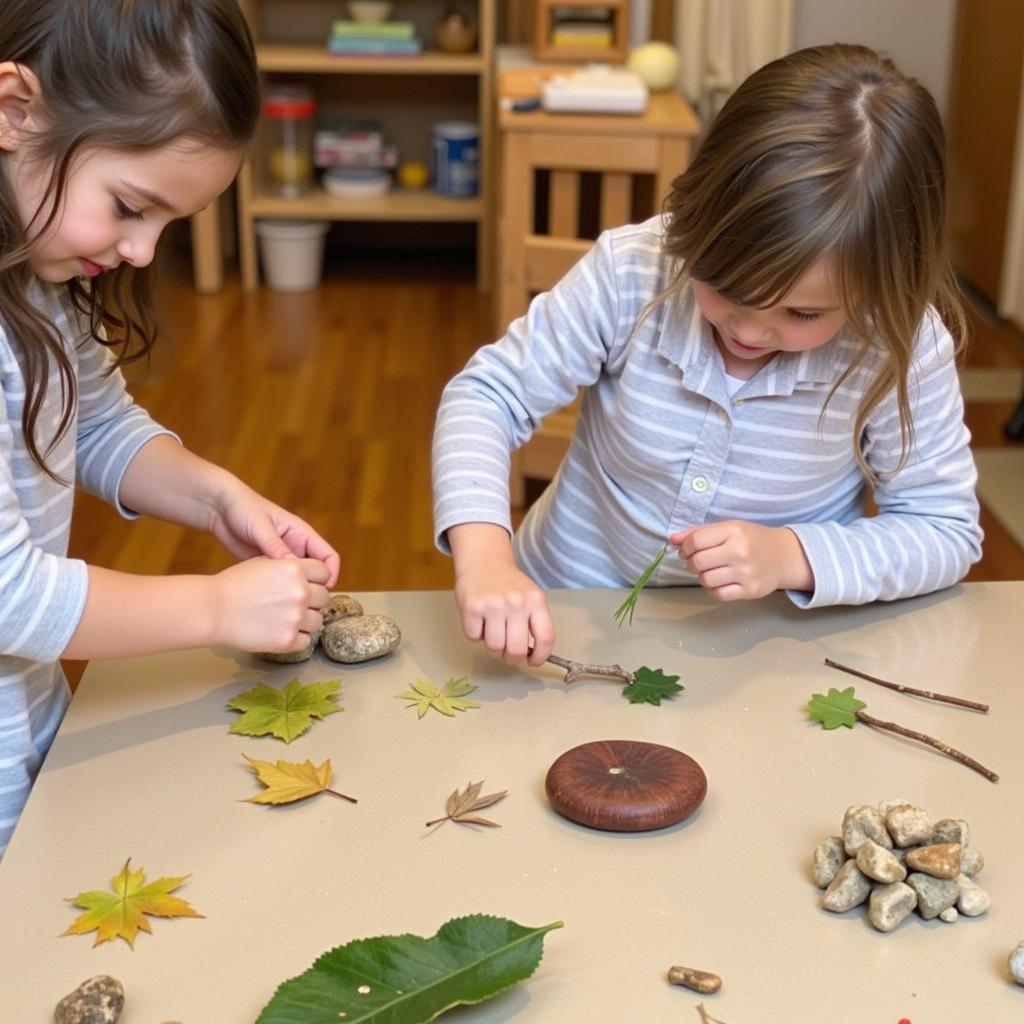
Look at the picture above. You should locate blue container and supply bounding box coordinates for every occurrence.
[431,121,479,197]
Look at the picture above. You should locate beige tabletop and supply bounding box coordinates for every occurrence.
[1,584,1022,1022]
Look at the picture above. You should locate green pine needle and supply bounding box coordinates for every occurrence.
[613,545,667,627]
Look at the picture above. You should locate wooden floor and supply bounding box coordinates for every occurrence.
[67,249,1024,595]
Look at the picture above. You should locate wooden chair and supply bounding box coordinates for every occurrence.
[497,67,700,505]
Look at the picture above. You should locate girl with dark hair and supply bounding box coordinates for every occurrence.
[0,0,339,857]
[433,44,982,667]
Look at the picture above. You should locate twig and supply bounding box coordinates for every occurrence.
[696,1003,729,1024]
[825,658,989,712]
[547,653,636,687]
[325,788,358,804]
[855,710,999,782]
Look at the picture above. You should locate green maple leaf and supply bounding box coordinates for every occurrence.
[256,914,563,1024]
[227,678,342,743]
[807,686,866,729]
[623,665,684,705]
[396,677,481,719]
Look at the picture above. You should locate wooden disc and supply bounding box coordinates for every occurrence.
[545,740,707,832]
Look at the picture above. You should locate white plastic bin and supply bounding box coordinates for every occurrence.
[256,219,329,292]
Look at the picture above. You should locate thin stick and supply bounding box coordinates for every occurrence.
[856,710,999,782]
[326,788,358,804]
[547,653,636,687]
[696,1004,729,1024]
[825,658,989,712]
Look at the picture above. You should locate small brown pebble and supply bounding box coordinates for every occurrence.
[667,965,722,993]
[322,593,364,625]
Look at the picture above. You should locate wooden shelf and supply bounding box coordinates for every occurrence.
[257,43,485,76]
[250,188,484,222]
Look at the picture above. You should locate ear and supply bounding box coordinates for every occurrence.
[0,62,42,153]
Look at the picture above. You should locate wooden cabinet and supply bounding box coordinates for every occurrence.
[237,0,495,290]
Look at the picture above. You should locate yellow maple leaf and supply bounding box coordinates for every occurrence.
[62,859,203,948]
[242,753,357,805]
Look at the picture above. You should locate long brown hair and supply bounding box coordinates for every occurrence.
[662,43,966,478]
[0,0,259,478]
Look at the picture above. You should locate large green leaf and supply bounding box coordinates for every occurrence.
[256,914,563,1024]
[227,677,342,743]
[623,666,684,705]
[807,686,866,729]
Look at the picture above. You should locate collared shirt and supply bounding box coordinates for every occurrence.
[1,283,173,858]
[432,217,981,605]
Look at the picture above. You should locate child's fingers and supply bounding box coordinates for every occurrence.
[297,557,331,585]
[667,527,695,547]
[526,607,555,666]
[306,582,329,611]
[249,518,294,560]
[697,565,739,591]
[482,613,507,656]
[676,523,730,559]
[503,615,530,663]
[708,582,746,603]
[686,543,730,575]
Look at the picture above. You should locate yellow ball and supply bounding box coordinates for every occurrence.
[398,160,429,190]
[628,42,680,92]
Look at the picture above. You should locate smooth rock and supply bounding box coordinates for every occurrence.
[868,881,917,932]
[842,804,892,855]
[258,627,321,664]
[905,842,961,879]
[955,873,991,917]
[813,836,847,888]
[961,846,984,876]
[822,860,873,912]
[856,838,907,883]
[322,593,363,625]
[321,614,400,663]
[877,798,912,817]
[906,872,958,919]
[939,907,959,923]
[926,817,969,848]
[885,804,933,847]
[666,965,722,993]
[54,976,125,1024]
[1009,940,1024,985]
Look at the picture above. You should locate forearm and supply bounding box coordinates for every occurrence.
[448,522,516,571]
[117,435,242,530]
[62,565,219,659]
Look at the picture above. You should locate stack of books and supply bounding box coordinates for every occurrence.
[550,5,614,49]
[328,19,423,57]
[315,122,398,170]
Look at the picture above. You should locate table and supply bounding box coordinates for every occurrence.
[1,584,1022,1021]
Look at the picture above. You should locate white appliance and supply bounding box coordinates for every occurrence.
[541,67,649,115]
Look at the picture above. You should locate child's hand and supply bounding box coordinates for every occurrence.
[210,484,340,588]
[669,521,814,600]
[212,557,330,652]
[454,558,555,667]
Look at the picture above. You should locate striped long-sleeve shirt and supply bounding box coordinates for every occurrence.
[1,284,173,858]
[433,217,982,603]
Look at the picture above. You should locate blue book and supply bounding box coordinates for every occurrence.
[327,37,422,56]
[331,20,416,39]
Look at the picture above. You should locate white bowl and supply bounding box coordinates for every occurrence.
[347,1,394,23]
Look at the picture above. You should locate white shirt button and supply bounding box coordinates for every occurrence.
[692,476,709,493]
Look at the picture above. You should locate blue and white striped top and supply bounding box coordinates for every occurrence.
[0,284,171,858]
[433,217,982,605]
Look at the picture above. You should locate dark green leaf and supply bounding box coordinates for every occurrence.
[256,914,563,1024]
[623,665,684,705]
[807,686,866,729]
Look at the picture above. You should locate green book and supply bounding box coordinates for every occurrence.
[331,20,416,39]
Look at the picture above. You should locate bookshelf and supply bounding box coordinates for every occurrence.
[533,0,631,64]
[236,1,496,290]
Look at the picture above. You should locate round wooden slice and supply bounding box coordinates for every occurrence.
[545,740,707,832]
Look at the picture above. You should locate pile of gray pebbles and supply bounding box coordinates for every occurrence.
[813,799,990,933]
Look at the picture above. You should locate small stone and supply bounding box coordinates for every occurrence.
[667,965,722,993]
[856,838,907,883]
[960,846,984,876]
[926,818,969,847]
[812,836,847,888]
[877,798,912,817]
[939,907,959,923]
[54,976,125,1024]
[1009,940,1024,985]
[868,882,917,932]
[322,593,363,625]
[842,804,892,855]
[906,872,958,919]
[258,627,321,664]
[955,874,991,917]
[821,860,873,912]
[885,804,932,847]
[321,614,400,663]
[905,842,961,879]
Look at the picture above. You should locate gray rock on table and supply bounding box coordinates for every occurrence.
[960,846,984,876]
[868,881,917,932]
[1010,940,1024,985]
[842,804,892,855]
[323,593,364,625]
[906,872,958,919]
[856,838,907,883]
[955,874,991,917]
[885,804,933,847]
[322,614,401,663]
[926,817,969,847]
[258,627,322,664]
[813,836,847,888]
[939,906,959,923]
[822,860,873,912]
[54,975,124,1024]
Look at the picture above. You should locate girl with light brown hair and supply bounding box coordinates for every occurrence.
[433,43,982,666]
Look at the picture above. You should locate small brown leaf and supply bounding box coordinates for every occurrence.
[426,780,508,829]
